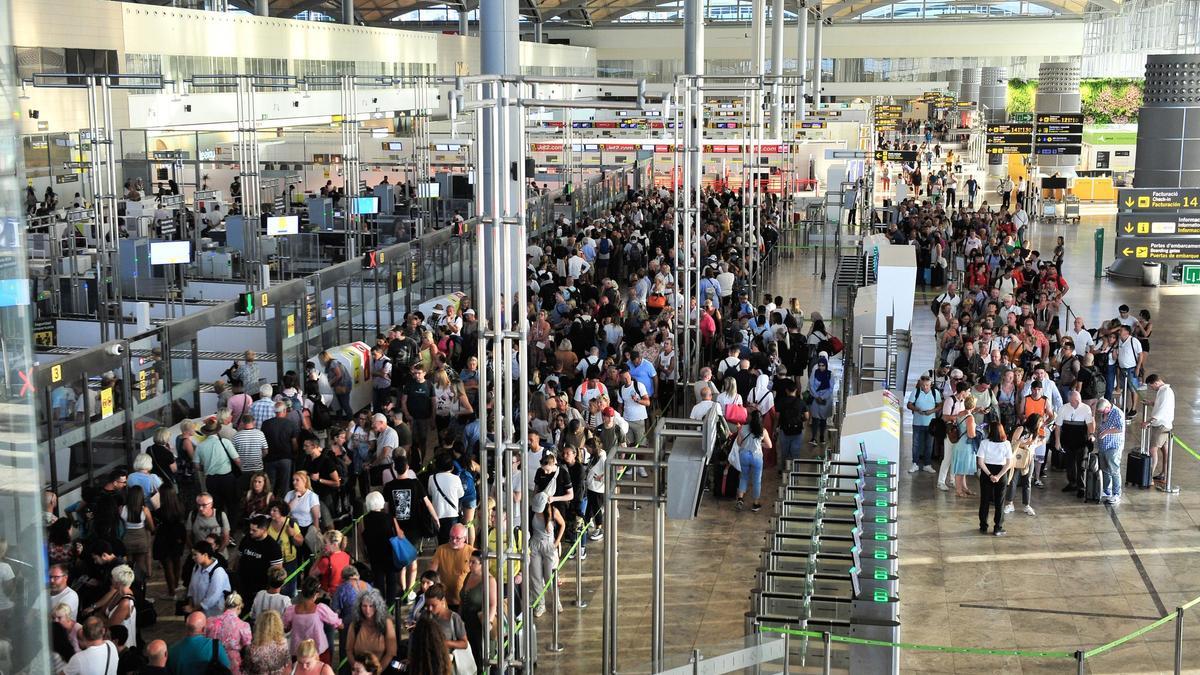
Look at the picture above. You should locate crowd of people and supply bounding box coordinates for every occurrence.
[35,179,870,674]
[896,191,1174,536]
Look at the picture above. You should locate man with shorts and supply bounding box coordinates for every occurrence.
[1142,374,1175,486]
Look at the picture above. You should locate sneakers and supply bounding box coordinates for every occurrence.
[936,482,951,492]
[979,524,989,534]
[579,547,588,561]
[994,528,1007,537]
[588,529,604,541]
[1023,505,1037,516]
[1034,479,1045,488]
[535,605,547,618]
[909,463,921,473]
[751,503,762,513]
[1003,503,1015,514]
[922,466,937,474]
[637,466,649,478]
[1102,494,1122,505]
[736,499,745,511]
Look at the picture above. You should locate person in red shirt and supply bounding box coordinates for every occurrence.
[310,529,351,596]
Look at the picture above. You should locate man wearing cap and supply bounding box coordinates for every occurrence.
[194,417,240,516]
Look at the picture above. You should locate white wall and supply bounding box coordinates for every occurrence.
[549,21,1085,61]
[14,0,596,134]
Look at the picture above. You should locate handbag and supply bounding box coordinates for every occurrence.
[219,438,242,478]
[389,519,418,569]
[946,420,962,444]
[205,638,232,674]
[452,647,478,675]
[724,402,748,425]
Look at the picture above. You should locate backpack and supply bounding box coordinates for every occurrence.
[205,638,232,675]
[1078,366,1100,401]
[598,238,611,255]
[309,396,333,431]
[452,460,477,508]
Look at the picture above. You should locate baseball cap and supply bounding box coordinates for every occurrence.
[603,407,616,418]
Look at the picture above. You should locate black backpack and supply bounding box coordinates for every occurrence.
[309,396,333,431]
[1078,366,1100,401]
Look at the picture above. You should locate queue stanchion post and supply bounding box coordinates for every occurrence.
[1174,605,1184,674]
[1161,433,1180,495]
[575,531,588,608]
[822,631,832,675]
[1076,650,1086,675]
[549,569,564,652]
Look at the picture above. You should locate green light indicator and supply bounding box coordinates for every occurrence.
[876,459,887,465]
[848,566,859,575]
[873,550,887,560]
[875,471,888,478]
[874,533,887,541]
[875,500,887,507]
[875,485,888,492]
[874,569,888,580]
[875,516,887,523]
[873,590,889,603]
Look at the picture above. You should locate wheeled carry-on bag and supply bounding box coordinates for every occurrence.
[1125,451,1154,488]
[1083,451,1104,503]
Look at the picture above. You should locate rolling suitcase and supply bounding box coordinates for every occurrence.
[1125,451,1153,488]
[713,462,741,499]
[1083,451,1103,503]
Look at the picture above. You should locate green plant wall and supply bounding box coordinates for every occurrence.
[1005,78,1144,124]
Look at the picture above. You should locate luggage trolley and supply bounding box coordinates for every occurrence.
[1041,198,1059,223]
[1064,195,1080,223]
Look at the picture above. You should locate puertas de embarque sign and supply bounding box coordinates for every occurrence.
[1115,236,1200,261]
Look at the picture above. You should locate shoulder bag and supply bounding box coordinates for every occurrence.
[388,518,418,570]
[219,438,242,477]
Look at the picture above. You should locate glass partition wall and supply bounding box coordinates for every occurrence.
[0,0,51,669]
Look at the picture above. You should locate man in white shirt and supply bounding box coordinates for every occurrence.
[689,387,720,421]
[567,248,590,280]
[1063,316,1094,355]
[64,617,118,675]
[934,282,961,315]
[619,366,651,447]
[427,458,465,544]
[1055,389,1095,495]
[1143,374,1175,483]
[49,564,80,621]
[1012,206,1030,240]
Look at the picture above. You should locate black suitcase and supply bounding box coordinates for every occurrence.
[713,462,741,499]
[1126,451,1153,488]
[1083,451,1103,503]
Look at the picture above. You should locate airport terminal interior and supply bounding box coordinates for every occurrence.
[3,0,1200,673]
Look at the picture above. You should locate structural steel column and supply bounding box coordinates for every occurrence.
[812,4,822,111]
[458,9,468,36]
[1135,54,1200,188]
[533,22,543,43]
[684,0,703,74]
[255,0,268,17]
[770,0,785,136]
[797,0,808,121]
[342,0,353,25]
[752,0,766,76]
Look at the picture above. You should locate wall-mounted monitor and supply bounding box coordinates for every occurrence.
[351,196,380,215]
[266,215,299,235]
[149,240,192,266]
[382,141,404,151]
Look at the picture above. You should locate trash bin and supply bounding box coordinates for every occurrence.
[1094,228,1105,279]
[1143,261,1161,287]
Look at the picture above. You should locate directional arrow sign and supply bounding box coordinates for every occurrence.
[1115,236,1200,261]
[1117,188,1200,212]
[1117,213,1200,236]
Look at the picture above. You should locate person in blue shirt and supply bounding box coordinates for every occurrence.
[625,350,658,398]
[905,375,942,473]
[167,612,230,674]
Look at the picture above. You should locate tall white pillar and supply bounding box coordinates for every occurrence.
[812,4,823,111]
[797,1,808,121]
[770,0,785,136]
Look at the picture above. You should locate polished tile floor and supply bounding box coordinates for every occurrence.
[539,201,1200,674]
